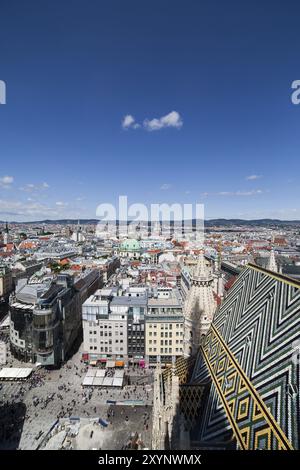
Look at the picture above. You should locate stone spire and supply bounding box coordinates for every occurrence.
[3,222,9,245]
[184,251,217,357]
[193,251,210,279]
[267,248,278,273]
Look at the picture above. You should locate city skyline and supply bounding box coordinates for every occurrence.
[1,0,300,221]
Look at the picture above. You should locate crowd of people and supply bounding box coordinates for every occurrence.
[0,348,154,449]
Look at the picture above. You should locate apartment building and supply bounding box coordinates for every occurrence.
[82,289,128,362]
[145,287,184,366]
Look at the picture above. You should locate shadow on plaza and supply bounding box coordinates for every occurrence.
[0,402,27,450]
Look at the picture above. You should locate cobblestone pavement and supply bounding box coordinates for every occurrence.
[0,346,153,450]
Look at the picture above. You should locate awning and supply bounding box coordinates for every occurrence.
[95,369,106,378]
[0,368,33,380]
[92,377,104,386]
[115,361,124,367]
[106,360,115,368]
[82,376,94,386]
[112,377,123,387]
[114,370,124,378]
[89,354,99,360]
[89,360,97,366]
[102,377,114,386]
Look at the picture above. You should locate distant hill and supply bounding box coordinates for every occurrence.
[1,218,300,227]
[204,218,300,227]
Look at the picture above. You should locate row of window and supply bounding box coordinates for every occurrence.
[88,321,126,327]
[149,339,183,345]
[149,331,183,337]
[148,347,183,353]
[89,338,124,343]
[89,330,124,336]
[148,323,182,329]
[89,346,124,352]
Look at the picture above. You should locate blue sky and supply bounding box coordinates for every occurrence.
[0,0,300,221]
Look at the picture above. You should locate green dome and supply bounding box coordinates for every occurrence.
[120,239,141,252]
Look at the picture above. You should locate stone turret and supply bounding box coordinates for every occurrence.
[184,251,216,356]
[267,248,278,273]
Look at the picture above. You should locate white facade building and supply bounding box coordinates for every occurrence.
[82,290,128,361]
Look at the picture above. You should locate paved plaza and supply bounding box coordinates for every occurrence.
[0,346,153,450]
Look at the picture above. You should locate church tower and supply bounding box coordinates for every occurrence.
[184,251,217,357]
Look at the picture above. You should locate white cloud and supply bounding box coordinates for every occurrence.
[144,111,183,131]
[246,174,262,180]
[201,189,265,197]
[235,189,263,196]
[160,183,172,190]
[56,201,68,207]
[121,110,183,131]
[0,175,14,188]
[121,114,140,130]
[0,175,14,184]
[0,199,59,218]
[19,182,50,192]
[0,199,85,221]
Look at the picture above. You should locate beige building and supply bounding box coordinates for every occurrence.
[145,288,184,366]
[0,265,13,298]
